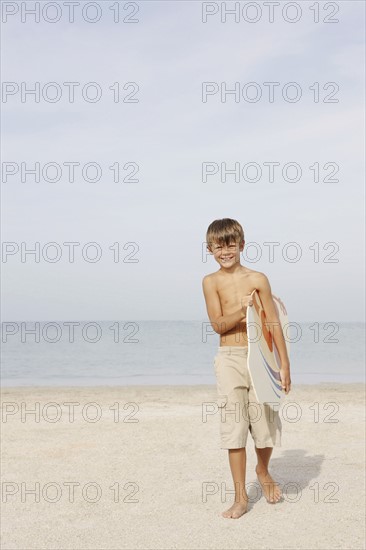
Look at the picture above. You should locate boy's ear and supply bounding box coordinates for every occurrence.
[206,243,211,254]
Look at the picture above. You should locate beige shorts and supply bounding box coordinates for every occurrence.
[214,346,282,449]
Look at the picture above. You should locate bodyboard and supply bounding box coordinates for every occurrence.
[246,290,290,409]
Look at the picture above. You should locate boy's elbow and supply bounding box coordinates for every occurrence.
[211,319,224,335]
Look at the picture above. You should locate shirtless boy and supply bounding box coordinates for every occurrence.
[202,218,291,519]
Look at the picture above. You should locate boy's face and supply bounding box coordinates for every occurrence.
[208,239,244,269]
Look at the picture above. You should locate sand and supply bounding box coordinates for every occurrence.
[1,383,365,550]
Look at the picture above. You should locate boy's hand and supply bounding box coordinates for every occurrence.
[240,290,255,314]
[280,366,291,394]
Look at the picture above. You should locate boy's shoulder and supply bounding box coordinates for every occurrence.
[243,268,271,287]
[202,272,217,288]
[244,267,270,281]
[202,271,222,292]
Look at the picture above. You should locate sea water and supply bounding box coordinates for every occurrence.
[1,321,364,386]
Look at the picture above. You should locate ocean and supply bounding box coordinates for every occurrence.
[1,321,365,386]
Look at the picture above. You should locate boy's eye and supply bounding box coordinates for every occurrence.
[213,244,236,251]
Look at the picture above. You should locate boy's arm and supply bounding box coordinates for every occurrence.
[202,276,245,335]
[255,273,290,370]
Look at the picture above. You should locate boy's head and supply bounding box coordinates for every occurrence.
[206,218,245,267]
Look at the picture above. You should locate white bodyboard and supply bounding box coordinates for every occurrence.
[246,290,290,409]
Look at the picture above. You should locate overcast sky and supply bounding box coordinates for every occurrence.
[1,1,365,322]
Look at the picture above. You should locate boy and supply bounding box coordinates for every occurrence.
[202,218,291,519]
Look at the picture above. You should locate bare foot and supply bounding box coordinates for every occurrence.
[256,467,282,503]
[222,499,248,519]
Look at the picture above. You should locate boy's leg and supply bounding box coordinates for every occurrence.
[246,367,283,504]
[222,447,248,519]
[254,446,282,503]
[215,348,250,518]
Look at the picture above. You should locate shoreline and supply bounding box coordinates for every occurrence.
[0,379,366,390]
[2,380,365,390]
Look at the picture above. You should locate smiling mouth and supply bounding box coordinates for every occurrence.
[221,256,234,262]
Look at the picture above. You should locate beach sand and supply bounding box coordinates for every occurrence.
[1,383,365,550]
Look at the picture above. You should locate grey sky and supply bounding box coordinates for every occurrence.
[1,1,365,322]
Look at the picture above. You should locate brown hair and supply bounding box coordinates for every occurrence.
[206,218,245,252]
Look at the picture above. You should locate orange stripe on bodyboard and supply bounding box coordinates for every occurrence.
[252,291,274,352]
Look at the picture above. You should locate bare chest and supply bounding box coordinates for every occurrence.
[217,278,253,311]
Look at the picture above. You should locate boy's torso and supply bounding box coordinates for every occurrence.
[210,265,260,346]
